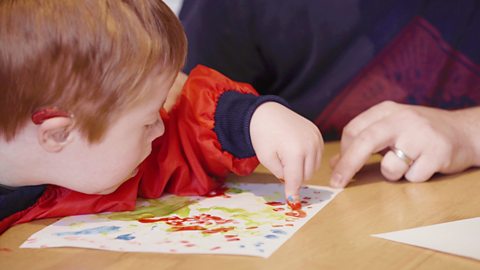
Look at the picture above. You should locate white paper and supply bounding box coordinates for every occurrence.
[372,217,480,261]
[21,183,341,258]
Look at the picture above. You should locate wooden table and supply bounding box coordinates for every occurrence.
[1,142,479,269]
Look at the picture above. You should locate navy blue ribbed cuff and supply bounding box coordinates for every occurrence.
[214,91,289,158]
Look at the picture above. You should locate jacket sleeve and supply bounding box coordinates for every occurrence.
[138,65,287,197]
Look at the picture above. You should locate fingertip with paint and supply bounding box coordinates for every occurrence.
[286,195,302,210]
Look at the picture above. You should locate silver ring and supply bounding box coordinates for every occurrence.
[390,147,414,166]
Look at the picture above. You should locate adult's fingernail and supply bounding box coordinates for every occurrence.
[330,173,343,187]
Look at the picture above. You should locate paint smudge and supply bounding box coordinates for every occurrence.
[265,234,278,239]
[105,196,195,221]
[56,226,121,236]
[285,209,307,218]
[286,199,302,211]
[115,233,135,241]
[203,227,235,234]
[265,201,284,206]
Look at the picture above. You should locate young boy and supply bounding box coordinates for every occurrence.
[0,0,323,233]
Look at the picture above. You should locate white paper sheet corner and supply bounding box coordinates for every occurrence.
[372,217,480,261]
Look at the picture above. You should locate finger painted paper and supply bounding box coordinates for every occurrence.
[21,183,341,258]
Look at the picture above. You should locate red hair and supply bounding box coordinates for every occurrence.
[0,0,186,142]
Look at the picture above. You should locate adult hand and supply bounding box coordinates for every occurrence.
[330,101,480,188]
[250,102,324,205]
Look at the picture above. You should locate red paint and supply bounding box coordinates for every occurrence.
[303,197,311,200]
[265,201,284,206]
[285,224,294,227]
[224,235,238,238]
[203,226,235,234]
[285,210,307,218]
[140,214,235,235]
[227,238,240,241]
[210,246,221,251]
[272,207,284,212]
[287,200,302,211]
[139,214,232,226]
[205,186,229,197]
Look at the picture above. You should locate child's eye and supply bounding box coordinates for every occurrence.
[145,120,159,129]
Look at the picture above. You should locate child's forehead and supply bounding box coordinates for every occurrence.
[130,70,175,109]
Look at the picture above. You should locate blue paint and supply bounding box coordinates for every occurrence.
[264,234,278,239]
[254,242,264,247]
[239,245,245,248]
[271,229,287,235]
[56,226,121,236]
[115,233,135,240]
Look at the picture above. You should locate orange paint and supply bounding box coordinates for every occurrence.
[287,200,302,211]
[285,209,307,218]
[171,226,206,231]
[203,226,235,234]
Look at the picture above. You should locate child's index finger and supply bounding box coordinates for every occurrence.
[286,195,302,210]
[284,180,302,210]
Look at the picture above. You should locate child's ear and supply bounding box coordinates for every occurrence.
[37,117,75,153]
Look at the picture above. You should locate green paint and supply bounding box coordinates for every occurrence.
[104,196,195,221]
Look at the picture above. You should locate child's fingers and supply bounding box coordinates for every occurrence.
[259,151,285,181]
[282,154,304,206]
[303,149,320,181]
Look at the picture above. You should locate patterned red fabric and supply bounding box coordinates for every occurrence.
[0,66,259,234]
[316,17,480,135]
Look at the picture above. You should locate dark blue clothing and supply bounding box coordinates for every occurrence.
[0,185,45,220]
[180,0,480,139]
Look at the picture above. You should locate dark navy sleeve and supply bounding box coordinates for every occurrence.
[214,91,289,158]
[0,185,46,220]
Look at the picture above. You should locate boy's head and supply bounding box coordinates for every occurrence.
[0,0,186,142]
[0,0,187,194]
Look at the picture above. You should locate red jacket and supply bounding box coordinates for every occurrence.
[0,66,260,233]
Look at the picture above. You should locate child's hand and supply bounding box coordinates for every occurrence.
[250,102,324,206]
